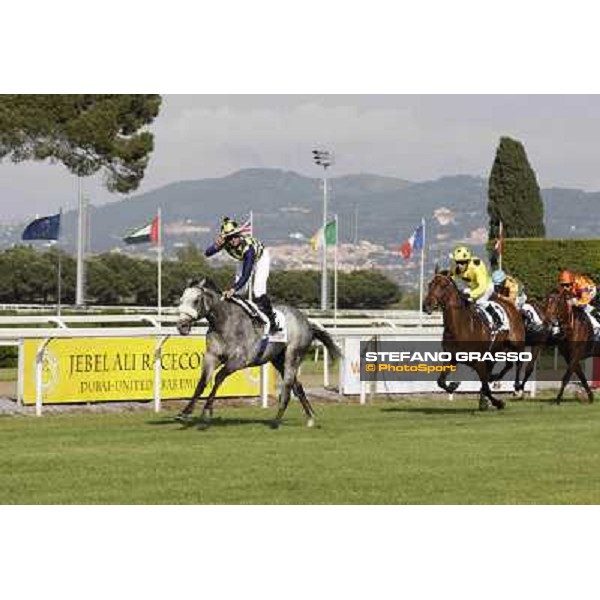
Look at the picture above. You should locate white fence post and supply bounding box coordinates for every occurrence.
[35,338,51,417]
[323,346,329,388]
[17,338,24,408]
[261,364,269,408]
[360,379,367,405]
[154,335,169,413]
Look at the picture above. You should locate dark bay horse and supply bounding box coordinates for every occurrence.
[423,271,526,410]
[175,278,341,427]
[544,290,600,403]
[500,297,554,398]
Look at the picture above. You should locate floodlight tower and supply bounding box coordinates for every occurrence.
[312,149,334,310]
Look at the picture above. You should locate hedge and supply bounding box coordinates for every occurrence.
[494,239,600,300]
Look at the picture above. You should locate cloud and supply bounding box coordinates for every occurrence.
[3,94,600,219]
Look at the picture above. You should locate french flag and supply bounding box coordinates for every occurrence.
[400,224,424,259]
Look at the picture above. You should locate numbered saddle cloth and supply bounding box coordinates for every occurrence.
[479,301,510,332]
[582,309,600,340]
[231,296,288,342]
[268,309,288,343]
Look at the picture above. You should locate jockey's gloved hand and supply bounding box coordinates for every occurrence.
[222,288,235,299]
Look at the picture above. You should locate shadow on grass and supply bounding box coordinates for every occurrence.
[146,415,278,429]
[381,406,479,415]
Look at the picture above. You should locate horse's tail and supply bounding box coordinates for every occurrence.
[310,321,342,361]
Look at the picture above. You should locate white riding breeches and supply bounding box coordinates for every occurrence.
[237,248,271,297]
[474,282,494,307]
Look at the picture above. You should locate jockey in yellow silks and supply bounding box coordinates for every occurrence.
[492,268,544,331]
[558,269,600,334]
[492,269,521,305]
[449,245,503,330]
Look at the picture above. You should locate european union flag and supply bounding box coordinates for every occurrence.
[22,213,61,241]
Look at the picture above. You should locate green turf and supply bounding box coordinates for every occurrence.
[2,398,600,504]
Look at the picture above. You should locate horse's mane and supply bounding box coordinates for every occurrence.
[187,277,221,294]
[434,269,460,292]
[202,278,221,293]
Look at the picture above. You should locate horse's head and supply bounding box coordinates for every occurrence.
[423,269,459,314]
[543,289,572,331]
[176,278,220,335]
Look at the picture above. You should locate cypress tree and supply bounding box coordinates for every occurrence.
[487,136,545,240]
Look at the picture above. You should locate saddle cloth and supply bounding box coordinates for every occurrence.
[478,301,509,333]
[521,303,544,330]
[230,297,288,342]
[582,309,600,339]
[269,309,288,343]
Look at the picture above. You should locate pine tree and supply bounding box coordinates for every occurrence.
[0,95,162,193]
[487,136,545,239]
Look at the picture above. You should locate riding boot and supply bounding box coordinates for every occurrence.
[256,295,281,334]
[485,305,503,332]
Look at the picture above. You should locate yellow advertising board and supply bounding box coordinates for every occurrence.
[22,336,268,404]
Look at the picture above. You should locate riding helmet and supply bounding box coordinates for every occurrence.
[450,246,472,262]
[492,269,506,285]
[220,217,240,238]
[558,269,574,285]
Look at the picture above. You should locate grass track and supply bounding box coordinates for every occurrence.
[2,399,600,504]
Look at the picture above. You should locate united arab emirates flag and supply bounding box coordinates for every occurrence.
[123,214,160,244]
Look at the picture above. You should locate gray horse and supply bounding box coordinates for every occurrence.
[175,278,341,428]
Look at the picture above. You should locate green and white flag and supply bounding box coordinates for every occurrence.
[310,219,337,250]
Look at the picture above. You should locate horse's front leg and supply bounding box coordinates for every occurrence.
[178,354,220,419]
[198,362,238,426]
[573,361,594,403]
[478,362,505,410]
[489,360,514,383]
[437,358,460,393]
[515,346,537,396]
[555,363,575,405]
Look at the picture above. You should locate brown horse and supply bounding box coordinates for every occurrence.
[544,290,600,403]
[507,297,554,397]
[423,270,526,410]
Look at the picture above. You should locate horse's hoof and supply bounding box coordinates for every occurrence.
[512,390,524,399]
[478,398,490,411]
[175,413,191,422]
[197,420,210,430]
[447,382,460,393]
[494,399,506,410]
[307,418,315,428]
[270,420,281,430]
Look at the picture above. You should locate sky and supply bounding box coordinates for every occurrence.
[2,94,600,221]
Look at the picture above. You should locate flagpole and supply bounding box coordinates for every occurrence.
[157,207,162,319]
[321,175,328,311]
[419,217,426,326]
[334,214,338,328]
[76,177,85,306]
[57,208,63,316]
[498,220,503,271]
[248,210,253,302]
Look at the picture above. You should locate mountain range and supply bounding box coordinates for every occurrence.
[1,168,598,273]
